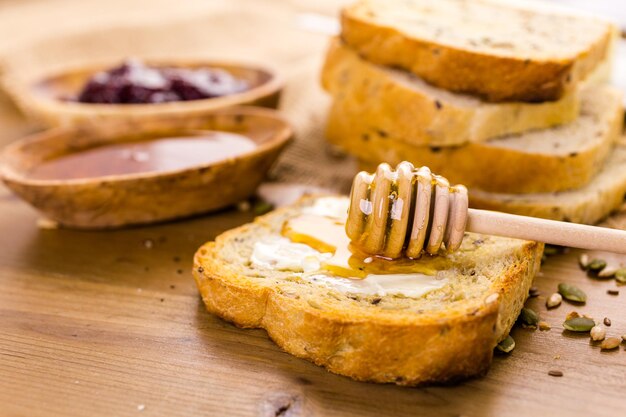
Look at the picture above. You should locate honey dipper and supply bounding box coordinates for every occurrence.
[346,162,626,259]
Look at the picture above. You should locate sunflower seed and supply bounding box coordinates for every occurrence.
[598,266,618,278]
[607,289,619,295]
[615,269,626,284]
[590,326,606,341]
[600,337,620,350]
[603,317,611,326]
[519,307,539,326]
[546,293,562,309]
[588,259,607,273]
[563,317,595,332]
[548,370,563,377]
[558,283,587,303]
[496,335,515,353]
[578,253,590,269]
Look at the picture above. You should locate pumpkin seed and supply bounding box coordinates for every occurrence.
[546,293,562,309]
[590,326,606,341]
[600,337,620,350]
[558,283,587,303]
[615,269,626,283]
[519,307,539,326]
[563,316,595,332]
[253,201,274,215]
[588,259,607,273]
[578,253,590,269]
[496,335,515,353]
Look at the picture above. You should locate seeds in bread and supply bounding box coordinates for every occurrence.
[335,86,624,194]
[341,0,615,102]
[193,196,543,385]
[321,39,581,147]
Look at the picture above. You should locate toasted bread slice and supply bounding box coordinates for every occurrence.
[467,143,626,224]
[340,0,615,102]
[334,85,624,194]
[193,196,543,385]
[321,39,582,147]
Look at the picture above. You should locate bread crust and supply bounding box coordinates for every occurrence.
[340,1,614,102]
[193,202,543,385]
[344,84,623,194]
[321,38,585,148]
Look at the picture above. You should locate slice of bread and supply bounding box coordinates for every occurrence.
[341,0,615,102]
[193,196,543,385]
[321,39,581,147]
[332,86,624,194]
[467,143,626,224]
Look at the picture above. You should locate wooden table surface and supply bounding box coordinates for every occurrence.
[1,1,626,416]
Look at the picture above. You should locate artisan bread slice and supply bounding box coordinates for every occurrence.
[467,143,626,224]
[193,196,543,385]
[341,0,615,102]
[321,39,581,147]
[335,86,624,194]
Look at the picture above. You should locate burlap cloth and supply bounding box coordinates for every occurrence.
[0,0,623,224]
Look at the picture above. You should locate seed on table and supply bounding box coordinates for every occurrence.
[496,335,515,353]
[529,286,540,297]
[538,321,551,331]
[519,307,539,326]
[566,311,580,320]
[600,337,620,350]
[603,317,611,326]
[588,259,607,273]
[563,317,595,332]
[579,253,590,269]
[546,293,562,309]
[598,266,618,278]
[590,326,606,341]
[548,370,563,377]
[607,289,619,295]
[558,283,587,303]
[615,269,626,284]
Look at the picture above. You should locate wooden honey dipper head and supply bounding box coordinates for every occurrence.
[347,162,626,258]
[346,162,468,259]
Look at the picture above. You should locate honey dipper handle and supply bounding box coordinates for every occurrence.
[467,209,626,254]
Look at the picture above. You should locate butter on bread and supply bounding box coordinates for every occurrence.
[193,196,543,385]
[340,0,615,102]
[332,85,624,194]
[321,39,583,147]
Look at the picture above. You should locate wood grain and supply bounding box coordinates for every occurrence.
[2,182,626,417]
[0,1,626,416]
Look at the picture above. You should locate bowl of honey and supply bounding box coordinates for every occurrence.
[0,106,292,228]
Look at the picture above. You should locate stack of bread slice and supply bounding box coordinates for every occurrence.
[322,0,624,224]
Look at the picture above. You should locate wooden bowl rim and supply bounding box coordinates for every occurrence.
[0,106,293,187]
[3,59,284,115]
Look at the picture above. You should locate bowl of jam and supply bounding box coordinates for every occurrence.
[0,106,292,228]
[2,58,283,134]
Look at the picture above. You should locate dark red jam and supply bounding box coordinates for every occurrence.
[77,59,249,104]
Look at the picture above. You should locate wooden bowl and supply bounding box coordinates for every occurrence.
[0,106,292,229]
[1,59,283,134]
